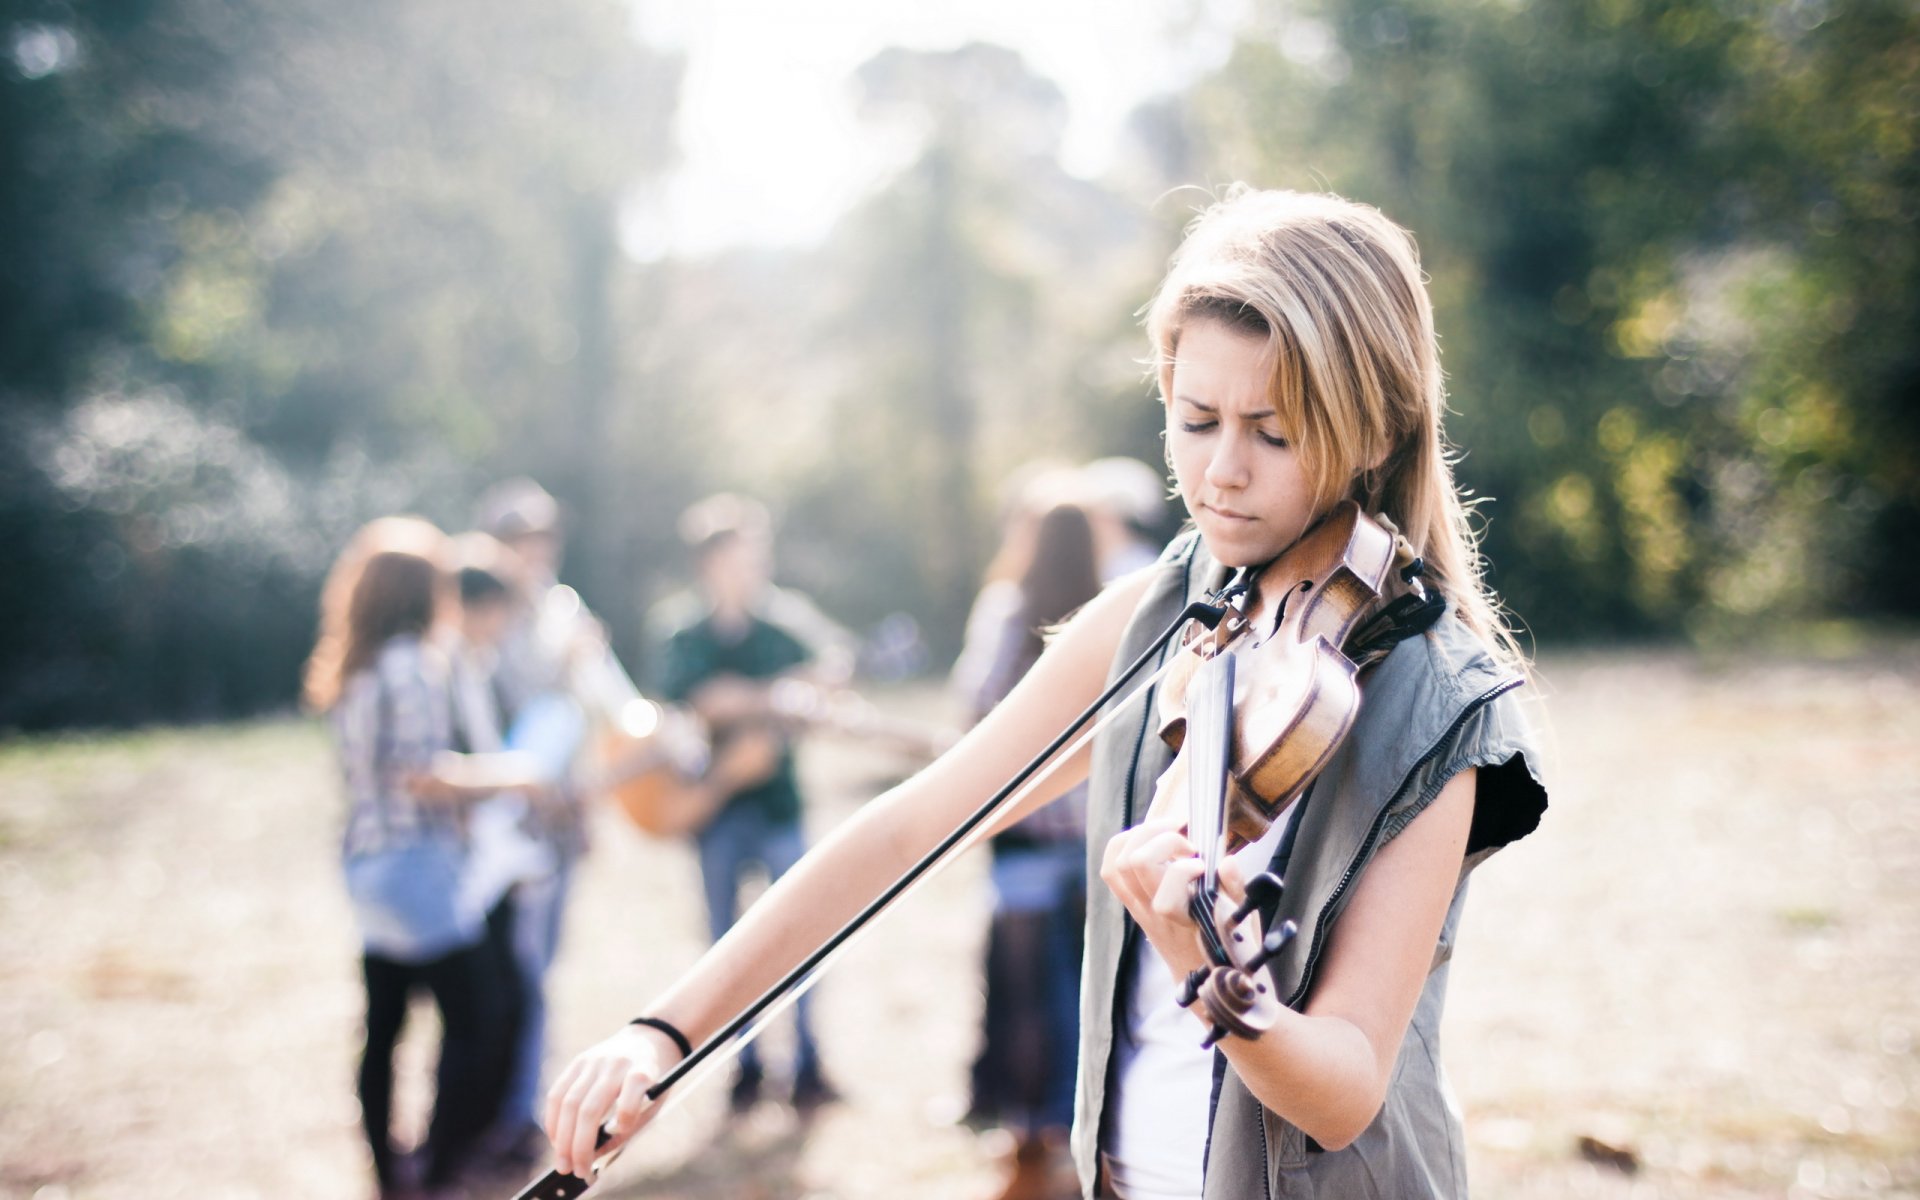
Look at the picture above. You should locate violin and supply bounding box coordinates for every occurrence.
[1144,499,1415,1047]
[513,500,1434,1198]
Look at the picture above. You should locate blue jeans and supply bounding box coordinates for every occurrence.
[696,801,819,1079]
[497,859,573,1132]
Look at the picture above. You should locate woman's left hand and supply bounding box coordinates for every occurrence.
[1100,815,1221,985]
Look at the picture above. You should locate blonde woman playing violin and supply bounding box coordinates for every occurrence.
[545,188,1548,1200]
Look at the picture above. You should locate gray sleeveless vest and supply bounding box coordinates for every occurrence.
[1072,531,1548,1199]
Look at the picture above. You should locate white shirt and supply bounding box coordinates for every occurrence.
[1105,806,1298,1200]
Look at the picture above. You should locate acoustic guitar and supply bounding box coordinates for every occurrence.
[595,679,953,837]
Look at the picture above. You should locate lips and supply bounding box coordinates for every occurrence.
[1199,500,1255,522]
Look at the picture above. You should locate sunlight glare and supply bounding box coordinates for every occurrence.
[624,0,1227,257]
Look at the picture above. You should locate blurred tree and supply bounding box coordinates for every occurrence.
[780,43,1161,656]
[0,0,680,726]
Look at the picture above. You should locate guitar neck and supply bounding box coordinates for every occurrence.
[766,678,953,761]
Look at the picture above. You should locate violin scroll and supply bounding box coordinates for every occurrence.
[1175,870,1298,1047]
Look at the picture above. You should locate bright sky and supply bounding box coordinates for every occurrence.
[623,0,1237,258]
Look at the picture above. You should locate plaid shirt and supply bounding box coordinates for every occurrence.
[333,634,467,858]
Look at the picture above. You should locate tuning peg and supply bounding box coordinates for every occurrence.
[1175,967,1210,1009]
[1229,871,1286,927]
[1247,919,1299,972]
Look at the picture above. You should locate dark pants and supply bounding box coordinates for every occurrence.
[359,899,522,1187]
[970,848,1086,1133]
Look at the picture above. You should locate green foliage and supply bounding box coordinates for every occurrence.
[1184,0,1920,640]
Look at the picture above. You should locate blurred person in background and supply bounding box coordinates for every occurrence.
[447,535,561,914]
[471,478,641,1167]
[950,498,1105,1200]
[303,517,548,1199]
[648,493,853,1114]
[444,534,563,1176]
[977,460,1080,591]
[1077,457,1170,583]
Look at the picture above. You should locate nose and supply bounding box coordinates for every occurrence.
[1204,433,1251,492]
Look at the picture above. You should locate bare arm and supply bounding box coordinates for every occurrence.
[1102,767,1475,1150]
[406,748,550,802]
[544,569,1156,1176]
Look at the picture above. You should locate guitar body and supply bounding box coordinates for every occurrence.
[596,700,724,837]
[600,744,713,837]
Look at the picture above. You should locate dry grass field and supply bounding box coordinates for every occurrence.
[2,645,1916,1200]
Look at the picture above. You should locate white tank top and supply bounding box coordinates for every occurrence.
[1104,807,1297,1200]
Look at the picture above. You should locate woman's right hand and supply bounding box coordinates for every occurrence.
[543,1022,682,1178]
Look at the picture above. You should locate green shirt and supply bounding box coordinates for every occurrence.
[656,609,813,827]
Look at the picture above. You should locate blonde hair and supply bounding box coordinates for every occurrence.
[1145,187,1523,666]
[301,516,449,711]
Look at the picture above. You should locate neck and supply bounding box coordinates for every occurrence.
[708,599,751,635]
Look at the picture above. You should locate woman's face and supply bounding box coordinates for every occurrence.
[1165,317,1333,568]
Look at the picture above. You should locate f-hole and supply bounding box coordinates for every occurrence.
[1265,578,1314,639]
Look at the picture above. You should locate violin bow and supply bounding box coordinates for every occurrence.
[510,598,1233,1199]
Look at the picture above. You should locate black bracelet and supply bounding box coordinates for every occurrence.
[628,1015,693,1061]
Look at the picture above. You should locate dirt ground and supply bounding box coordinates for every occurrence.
[2,646,1917,1200]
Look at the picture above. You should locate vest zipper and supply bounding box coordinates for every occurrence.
[1283,675,1524,1010]
[1253,1097,1273,1200]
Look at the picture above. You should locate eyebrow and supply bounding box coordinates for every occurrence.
[1175,394,1277,421]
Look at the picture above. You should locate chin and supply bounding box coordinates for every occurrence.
[1197,526,1281,569]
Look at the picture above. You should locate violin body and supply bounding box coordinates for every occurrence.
[1156,501,1400,850]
